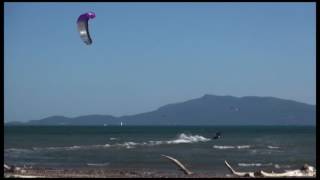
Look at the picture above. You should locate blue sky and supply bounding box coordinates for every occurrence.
[4,3,316,122]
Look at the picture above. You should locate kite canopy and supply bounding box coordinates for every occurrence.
[77,12,96,45]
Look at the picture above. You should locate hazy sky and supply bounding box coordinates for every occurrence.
[4,2,316,122]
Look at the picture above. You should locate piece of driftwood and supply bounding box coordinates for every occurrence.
[224,160,316,178]
[4,164,11,171]
[161,154,194,175]
[4,164,27,173]
[260,164,316,177]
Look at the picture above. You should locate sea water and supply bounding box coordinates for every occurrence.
[4,125,316,175]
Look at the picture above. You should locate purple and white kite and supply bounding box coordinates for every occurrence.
[77,12,96,45]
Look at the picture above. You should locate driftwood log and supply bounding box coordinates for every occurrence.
[260,164,316,177]
[224,160,316,178]
[4,164,12,172]
[161,154,194,175]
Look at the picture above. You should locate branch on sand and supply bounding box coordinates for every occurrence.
[161,154,194,175]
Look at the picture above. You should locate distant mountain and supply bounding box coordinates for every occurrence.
[5,95,316,126]
[25,115,117,126]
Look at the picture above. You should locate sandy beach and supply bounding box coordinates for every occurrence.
[4,166,230,178]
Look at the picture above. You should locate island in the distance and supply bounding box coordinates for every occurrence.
[6,94,315,126]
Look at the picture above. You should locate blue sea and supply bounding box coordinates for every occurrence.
[4,126,316,176]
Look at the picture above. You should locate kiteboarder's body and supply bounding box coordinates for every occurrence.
[213,132,222,139]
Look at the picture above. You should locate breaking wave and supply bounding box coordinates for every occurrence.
[166,133,211,144]
[213,145,234,149]
[115,142,139,149]
[115,133,211,149]
[8,133,210,152]
[213,145,251,149]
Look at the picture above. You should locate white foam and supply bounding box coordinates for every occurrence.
[115,142,139,149]
[91,144,110,148]
[66,146,81,150]
[236,145,250,149]
[238,163,273,167]
[25,133,211,152]
[32,144,105,151]
[238,163,262,167]
[110,133,210,148]
[167,133,211,144]
[267,145,280,149]
[213,145,250,149]
[213,145,234,149]
[43,145,83,151]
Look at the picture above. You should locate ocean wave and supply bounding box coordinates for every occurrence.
[148,140,163,146]
[166,133,211,144]
[33,145,85,151]
[5,148,36,158]
[87,163,110,166]
[267,145,280,149]
[10,133,210,152]
[213,145,235,149]
[213,145,251,149]
[112,133,210,148]
[4,148,36,158]
[249,148,283,155]
[30,144,110,152]
[5,148,33,153]
[115,142,139,149]
[238,163,273,167]
[236,145,250,149]
[91,144,111,148]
